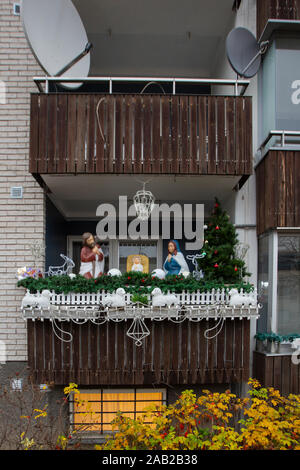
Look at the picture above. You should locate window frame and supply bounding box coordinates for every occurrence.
[258,228,300,334]
[69,387,167,436]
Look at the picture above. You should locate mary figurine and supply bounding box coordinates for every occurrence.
[163,240,190,276]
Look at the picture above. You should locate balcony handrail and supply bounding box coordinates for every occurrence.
[257,130,300,161]
[32,75,250,96]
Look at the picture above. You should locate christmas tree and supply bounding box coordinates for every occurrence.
[198,198,250,282]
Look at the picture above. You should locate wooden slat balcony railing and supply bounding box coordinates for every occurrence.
[29,93,252,176]
[253,351,300,396]
[27,319,250,386]
[257,0,300,38]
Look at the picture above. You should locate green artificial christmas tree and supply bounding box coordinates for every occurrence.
[198,198,250,283]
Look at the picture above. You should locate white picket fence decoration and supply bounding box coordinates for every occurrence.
[49,288,257,306]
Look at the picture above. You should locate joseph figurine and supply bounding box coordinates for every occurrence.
[79,232,104,278]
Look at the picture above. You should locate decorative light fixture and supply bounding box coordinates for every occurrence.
[133,181,155,220]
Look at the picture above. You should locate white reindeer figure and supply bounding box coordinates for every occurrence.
[186,253,206,280]
[46,254,75,277]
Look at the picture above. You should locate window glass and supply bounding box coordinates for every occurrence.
[277,234,300,334]
[257,235,269,332]
[71,389,166,434]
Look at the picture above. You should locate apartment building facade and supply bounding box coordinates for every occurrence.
[0,0,299,438]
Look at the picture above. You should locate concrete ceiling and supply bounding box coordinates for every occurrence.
[72,0,235,77]
[42,174,239,220]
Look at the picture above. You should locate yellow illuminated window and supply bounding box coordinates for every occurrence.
[71,389,166,434]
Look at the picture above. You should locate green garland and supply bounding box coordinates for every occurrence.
[255,332,300,343]
[17,271,254,295]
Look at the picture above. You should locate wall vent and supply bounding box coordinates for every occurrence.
[10,186,23,199]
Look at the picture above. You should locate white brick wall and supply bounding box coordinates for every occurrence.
[0,0,45,361]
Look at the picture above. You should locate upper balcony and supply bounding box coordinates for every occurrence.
[29,85,253,179]
[257,0,300,38]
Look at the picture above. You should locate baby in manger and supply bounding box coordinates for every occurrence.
[130,255,144,272]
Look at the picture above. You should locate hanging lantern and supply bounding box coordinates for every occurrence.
[133,182,155,220]
[127,316,150,346]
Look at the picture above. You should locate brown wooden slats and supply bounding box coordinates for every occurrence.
[256,150,300,235]
[216,96,225,175]
[95,96,105,172]
[66,95,77,173]
[161,96,170,173]
[208,97,217,174]
[226,97,235,175]
[198,96,207,174]
[29,95,39,173]
[30,93,252,176]
[285,151,295,227]
[180,96,189,173]
[47,94,57,173]
[57,95,68,173]
[152,96,161,173]
[74,95,86,173]
[115,95,123,173]
[253,351,300,396]
[133,97,142,173]
[170,96,179,173]
[189,96,198,174]
[295,151,300,226]
[257,0,300,38]
[235,98,244,175]
[38,95,48,173]
[28,319,251,386]
[86,95,95,173]
[142,95,152,174]
[225,319,234,383]
[107,96,115,173]
[244,97,253,175]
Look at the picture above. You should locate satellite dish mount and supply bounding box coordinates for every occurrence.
[226,27,269,79]
[55,42,93,77]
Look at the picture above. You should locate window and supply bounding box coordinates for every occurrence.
[70,388,166,434]
[277,234,300,334]
[257,234,270,332]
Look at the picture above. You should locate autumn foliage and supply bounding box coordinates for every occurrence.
[97,379,300,451]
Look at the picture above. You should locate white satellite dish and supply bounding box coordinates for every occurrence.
[21,0,91,89]
[226,27,269,78]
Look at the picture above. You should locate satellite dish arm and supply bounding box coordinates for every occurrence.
[55,42,93,77]
[241,40,269,77]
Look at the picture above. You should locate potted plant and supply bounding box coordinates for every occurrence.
[254,332,267,352]
[265,332,280,354]
[278,333,300,354]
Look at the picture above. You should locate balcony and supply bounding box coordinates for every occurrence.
[257,0,300,38]
[29,92,253,177]
[21,285,259,385]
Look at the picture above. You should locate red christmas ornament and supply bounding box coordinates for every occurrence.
[215,225,220,230]
[234,266,238,272]
[214,263,219,268]
[214,250,218,255]
[215,203,219,208]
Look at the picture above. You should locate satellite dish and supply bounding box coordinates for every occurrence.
[226,27,268,78]
[21,0,91,89]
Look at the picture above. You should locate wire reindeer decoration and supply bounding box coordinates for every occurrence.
[186,253,206,280]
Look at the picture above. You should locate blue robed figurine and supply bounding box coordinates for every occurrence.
[163,240,190,276]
